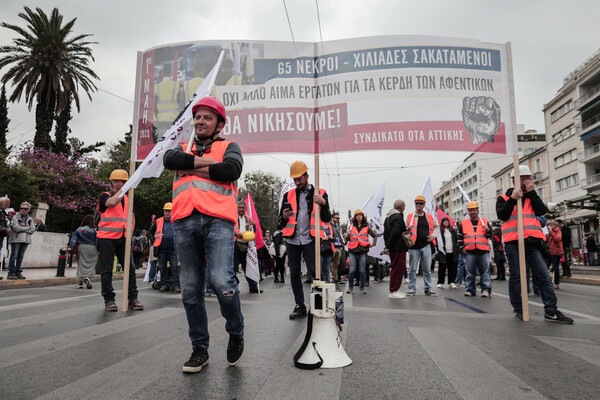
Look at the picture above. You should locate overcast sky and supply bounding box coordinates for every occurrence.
[2,0,600,218]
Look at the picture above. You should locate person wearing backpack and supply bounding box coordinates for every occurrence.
[131,230,145,270]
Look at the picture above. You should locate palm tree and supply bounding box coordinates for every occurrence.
[0,7,99,150]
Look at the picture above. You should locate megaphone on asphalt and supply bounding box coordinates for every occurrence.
[294,282,352,369]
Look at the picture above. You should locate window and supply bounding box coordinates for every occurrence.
[556,173,579,191]
[537,187,545,202]
[535,158,542,173]
[554,149,577,168]
[552,125,575,144]
[550,100,573,123]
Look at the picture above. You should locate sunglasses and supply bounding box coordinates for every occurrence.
[20,208,29,210]
[415,202,425,205]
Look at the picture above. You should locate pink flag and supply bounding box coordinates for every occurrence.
[436,206,455,227]
[244,193,266,249]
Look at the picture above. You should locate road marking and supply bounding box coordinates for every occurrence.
[410,327,545,399]
[0,294,39,302]
[533,336,600,367]
[445,297,488,313]
[492,292,600,321]
[0,307,183,369]
[0,304,101,331]
[0,293,99,312]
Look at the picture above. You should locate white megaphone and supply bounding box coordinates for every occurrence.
[294,282,352,369]
[547,202,558,212]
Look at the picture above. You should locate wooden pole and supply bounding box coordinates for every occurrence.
[121,51,143,312]
[507,42,529,321]
[314,154,321,281]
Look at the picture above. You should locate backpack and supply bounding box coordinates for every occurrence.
[132,237,143,253]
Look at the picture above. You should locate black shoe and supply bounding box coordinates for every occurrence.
[514,310,523,320]
[227,334,244,366]
[16,274,26,279]
[249,288,263,293]
[544,310,574,324]
[289,304,307,319]
[424,289,437,296]
[159,286,170,292]
[183,346,209,373]
[304,279,313,284]
[274,277,280,283]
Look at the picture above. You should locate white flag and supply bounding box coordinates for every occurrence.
[119,52,225,196]
[421,177,443,254]
[361,184,389,262]
[244,194,261,283]
[278,177,296,210]
[455,182,471,218]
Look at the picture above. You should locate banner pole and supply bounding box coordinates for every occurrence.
[122,51,143,311]
[507,42,529,321]
[314,154,321,281]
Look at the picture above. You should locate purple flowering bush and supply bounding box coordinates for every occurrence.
[19,145,109,212]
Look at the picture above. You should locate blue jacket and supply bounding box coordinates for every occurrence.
[69,226,97,248]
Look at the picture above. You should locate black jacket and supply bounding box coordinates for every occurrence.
[437,229,459,263]
[277,185,331,231]
[496,188,547,245]
[0,210,9,239]
[384,211,407,252]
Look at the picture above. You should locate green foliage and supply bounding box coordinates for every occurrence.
[238,170,284,232]
[0,157,37,206]
[0,6,99,149]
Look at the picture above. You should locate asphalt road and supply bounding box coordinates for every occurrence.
[0,275,599,400]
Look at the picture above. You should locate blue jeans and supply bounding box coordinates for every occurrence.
[148,259,158,282]
[320,253,332,283]
[454,253,466,284]
[505,242,557,313]
[97,237,139,303]
[158,251,179,289]
[348,251,367,290]
[464,252,492,295]
[286,241,315,307]
[8,242,28,276]
[174,212,243,348]
[408,245,432,291]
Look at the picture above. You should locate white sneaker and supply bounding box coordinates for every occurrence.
[436,283,442,288]
[450,283,457,289]
[388,291,406,299]
[404,278,409,284]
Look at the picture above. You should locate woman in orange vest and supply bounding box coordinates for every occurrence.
[344,210,377,294]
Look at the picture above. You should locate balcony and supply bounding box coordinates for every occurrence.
[576,111,600,137]
[580,143,600,163]
[581,172,600,190]
[533,171,544,181]
[575,82,600,110]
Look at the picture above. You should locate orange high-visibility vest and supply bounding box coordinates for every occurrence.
[347,224,370,249]
[97,192,128,239]
[282,187,326,239]
[500,194,545,242]
[407,213,435,242]
[153,217,164,247]
[462,217,490,251]
[171,141,238,224]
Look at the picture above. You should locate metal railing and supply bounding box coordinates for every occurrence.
[582,143,600,160]
[576,111,600,135]
[575,81,600,108]
[533,171,543,181]
[582,172,600,187]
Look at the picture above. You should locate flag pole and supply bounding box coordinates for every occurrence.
[507,42,529,321]
[121,51,143,311]
[314,154,321,282]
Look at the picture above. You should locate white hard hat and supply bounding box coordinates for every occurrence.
[510,165,532,178]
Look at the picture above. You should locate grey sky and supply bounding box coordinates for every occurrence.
[2,0,599,218]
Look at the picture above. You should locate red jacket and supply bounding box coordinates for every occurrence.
[547,227,563,256]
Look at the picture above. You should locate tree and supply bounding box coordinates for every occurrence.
[19,145,108,211]
[0,84,10,158]
[51,92,72,155]
[0,7,99,150]
[238,171,284,232]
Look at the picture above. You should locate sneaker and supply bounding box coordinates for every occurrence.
[404,278,409,284]
[514,310,523,320]
[78,284,84,289]
[205,292,216,297]
[406,290,416,296]
[346,289,353,294]
[360,289,367,294]
[249,288,263,293]
[183,346,209,373]
[84,278,93,289]
[481,291,490,298]
[227,334,244,366]
[464,292,472,297]
[450,283,457,289]
[172,287,181,293]
[544,310,574,324]
[105,301,118,312]
[159,286,170,292]
[436,283,442,288]
[128,299,144,311]
[388,291,406,299]
[424,290,437,296]
[289,304,307,319]
[553,284,559,290]
[16,274,26,279]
